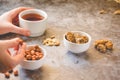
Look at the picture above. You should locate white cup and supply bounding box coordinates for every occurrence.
[19,9,48,37]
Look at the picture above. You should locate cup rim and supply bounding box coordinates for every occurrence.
[63,31,92,45]
[19,9,48,23]
[23,45,46,63]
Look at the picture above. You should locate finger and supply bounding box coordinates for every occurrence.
[10,24,30,36]
[0,50,16,71]
[14,46,19,51]
[0,38,20,49]
[12,17,19,26]
[7,49,11,55]
[12,43,26,64]
[9,7,33,19]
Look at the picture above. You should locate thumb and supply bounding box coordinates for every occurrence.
[12,43,26,64]
[9,7,32,19]
[10,24,30,36]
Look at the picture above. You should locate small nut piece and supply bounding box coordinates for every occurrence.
[35,45,41,52]
[54,41,60,46]
[26,55,32,60]
[8,69,13,73]
[65,32,75,43]
[115,0,120,3]
[19,39,23,45]
[105,41,113,50]
[113,9,120,15]
[14,70,18,76]
[75,36,88,44]
[50,35,55,39]
[4,72,10,78]
[99,10,107,14]
[96,44,106,53]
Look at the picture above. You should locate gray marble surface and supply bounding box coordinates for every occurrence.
[0,0,120,80]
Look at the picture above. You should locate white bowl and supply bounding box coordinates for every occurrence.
[20,45,46,70]
[63,31,91,53]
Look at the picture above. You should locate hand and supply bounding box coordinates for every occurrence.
[0,7,31,36]
[0,38,26,73]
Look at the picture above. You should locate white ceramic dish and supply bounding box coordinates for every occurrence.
[19,9,48,37]
[20,45,46,70]
[63,31,91,53]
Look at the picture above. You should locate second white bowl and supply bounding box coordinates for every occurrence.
[63,31,91,53]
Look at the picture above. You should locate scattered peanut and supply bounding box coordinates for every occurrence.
[8,69,13,73]
[113,9,120,15]
[4,69,19,78]
[99,9,107,14]
[114,0,120,3]
[14,70,18,76]
[4,72,10,78]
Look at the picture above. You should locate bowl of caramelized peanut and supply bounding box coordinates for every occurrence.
[63,31,91,53]
[20,45,46,70]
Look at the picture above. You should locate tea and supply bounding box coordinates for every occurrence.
[22,13,44,21]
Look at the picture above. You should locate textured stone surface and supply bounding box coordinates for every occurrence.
[0,0,120,80]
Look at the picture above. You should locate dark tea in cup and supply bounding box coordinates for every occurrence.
[22,13,44,21]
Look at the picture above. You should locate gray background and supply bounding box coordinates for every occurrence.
[0,0,120,80]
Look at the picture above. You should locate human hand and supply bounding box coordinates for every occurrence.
[0,38,26,73]
[0,7,31,36]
